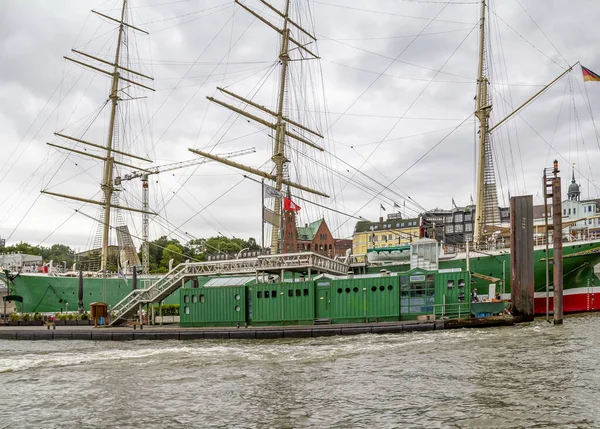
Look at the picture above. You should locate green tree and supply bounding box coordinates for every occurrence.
[160,244,184,271]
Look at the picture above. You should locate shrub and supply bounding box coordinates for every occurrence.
[9,313,19,321]
[57,313,68,321]
[21,313,30,321]
[66,313,76,320]
[161,304,180,316]
[33,312,42,321]
[80,311,90,320]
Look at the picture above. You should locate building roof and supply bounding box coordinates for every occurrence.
[297,219,324,241]
[354,217,420,233]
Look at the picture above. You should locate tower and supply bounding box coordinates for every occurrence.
[567,167,581,201]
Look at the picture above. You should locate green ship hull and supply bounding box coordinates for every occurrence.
[366,240,600,314]
[9,241,600,315]
[9,275,178,313]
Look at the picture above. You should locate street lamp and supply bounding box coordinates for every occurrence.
[236,248,249,259]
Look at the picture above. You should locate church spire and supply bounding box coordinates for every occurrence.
[568,164,581,201]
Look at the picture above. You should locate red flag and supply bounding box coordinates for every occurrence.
[283,197,301,212]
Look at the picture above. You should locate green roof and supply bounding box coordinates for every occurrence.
[297,219,324,241]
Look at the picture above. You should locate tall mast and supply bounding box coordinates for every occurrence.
[189,0,326,255]
[100,0,127,275]
[270,0,291,254]
[42,0,155,274]
[473,0,499,245]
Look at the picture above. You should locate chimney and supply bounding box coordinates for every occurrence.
[379,216,383,223]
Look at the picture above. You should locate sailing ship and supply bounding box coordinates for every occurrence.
[359,0,600,313]
[5,0,600,316]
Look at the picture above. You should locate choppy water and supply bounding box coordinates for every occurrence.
[1,315,600,428]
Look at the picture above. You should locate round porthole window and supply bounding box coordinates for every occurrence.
[345,288,351,293]
[235,294,241,301]
[235,305,241,312]
[337,288,343,294]
[379,286,385,291]
[371,286,377,292]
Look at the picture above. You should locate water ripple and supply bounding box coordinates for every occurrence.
[1,314,600,428]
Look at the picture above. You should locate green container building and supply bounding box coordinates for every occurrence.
[179,278,251,327]
[250,282,315,326]
[315,275,401,324]
[434,270,471,319]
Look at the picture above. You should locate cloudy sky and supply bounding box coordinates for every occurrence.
[1,0,599,251]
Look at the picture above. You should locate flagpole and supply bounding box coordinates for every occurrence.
[261,179,265,255]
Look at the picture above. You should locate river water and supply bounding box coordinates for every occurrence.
[1,315,599,428]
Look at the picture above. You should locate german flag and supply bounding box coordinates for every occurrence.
[582,65,600,82]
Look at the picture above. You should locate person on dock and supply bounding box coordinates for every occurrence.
[471,288,479,302]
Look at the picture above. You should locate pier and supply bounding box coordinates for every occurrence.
[0,316,514,341]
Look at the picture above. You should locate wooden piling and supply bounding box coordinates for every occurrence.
[510,195,534,320]
[552,174,563,324]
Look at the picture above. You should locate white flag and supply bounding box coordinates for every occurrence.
[264,184,283,199]
[263,207,280,227]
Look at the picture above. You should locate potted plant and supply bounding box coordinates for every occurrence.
[19,313,30,326]
[66,313,78,325]
[31,312,44,326]
[78,311,90,325]
[8,313,20,326]
[55,313,68,326]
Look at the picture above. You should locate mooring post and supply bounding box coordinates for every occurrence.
[552,161,563,325]
[510,195,534,321]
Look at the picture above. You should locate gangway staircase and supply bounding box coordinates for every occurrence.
[109,252,349,326]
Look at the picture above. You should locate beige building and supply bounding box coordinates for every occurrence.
[352,214,421,256]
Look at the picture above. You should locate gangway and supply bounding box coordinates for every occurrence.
[109,252,349,326]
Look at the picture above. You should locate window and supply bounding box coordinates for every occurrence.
[184,306,190,315]
[265,290,270,298]
[396,223,400,227]
[200,294,205,303]
[584,206,587,213]
[401,223,405,227]
[184,295,190,304]
[296,289,301,297]
[388,234,393,240]
[445,225,454,233]
[465,233,473,242]
[345,288,351,293]
[303,289,309,296]
[447,280,454,289]
[564,209,566,216]
[192,295,197,304]
[465,223,472,232]
[590,205,593,212]
[574,208,577,215]
[272,290,277,298]
[288,289,294,297]
[465,214,472,221]
[454,214,463,223]
[455,224,464,233]
[569,208,571,215]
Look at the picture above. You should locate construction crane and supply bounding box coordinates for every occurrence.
[115,147,256,274]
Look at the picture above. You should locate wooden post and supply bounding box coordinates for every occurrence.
[510,195,534,320]
[552,163,563,325]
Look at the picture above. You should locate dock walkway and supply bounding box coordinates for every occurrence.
[0,317,513,341]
